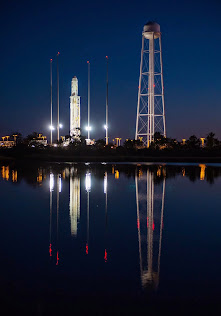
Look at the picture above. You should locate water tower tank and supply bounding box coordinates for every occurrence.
[143,21,160,39]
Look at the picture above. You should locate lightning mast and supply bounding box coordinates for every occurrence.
[105,56,108,145]
[87,61,91,140]
[50,59,53,145]
[57,52,60,142]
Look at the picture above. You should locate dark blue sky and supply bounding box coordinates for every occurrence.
[0,0,220,141]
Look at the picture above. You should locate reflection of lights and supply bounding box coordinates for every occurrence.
[50,173,54,192]
[12,170,17,182]
[49,243,52,257]
[86,243,88,255]
[137,219,140,229]
[115,170,119,179]
[56,251,59,265]
[59,175,62,193]
[85,172,91,192]
[199,164,206,181]
[104,249,107,262]
[104,173,107,194]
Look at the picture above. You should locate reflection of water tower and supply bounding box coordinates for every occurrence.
[135,22,166,147]
[135,167,165,289]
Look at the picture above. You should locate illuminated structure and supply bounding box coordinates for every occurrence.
[70,76,81,138]
[136,167,165,289]
[200,138,205,147]
[69,168,81,236]
[0,136,15,148]
[135,22,166,147]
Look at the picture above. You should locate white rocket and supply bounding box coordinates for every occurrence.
[70,76,80,137]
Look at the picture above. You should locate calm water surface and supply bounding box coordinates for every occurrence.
[0,163,221,314]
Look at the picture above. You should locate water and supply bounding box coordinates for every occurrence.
[1,162,221,314]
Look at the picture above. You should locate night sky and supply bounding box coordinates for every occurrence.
[0,0,220,141]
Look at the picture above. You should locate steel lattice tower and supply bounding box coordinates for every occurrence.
[135,22,166,147]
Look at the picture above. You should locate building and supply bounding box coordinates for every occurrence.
[0,136,16,148]
[70,76,80,138]
[29,133,47,146]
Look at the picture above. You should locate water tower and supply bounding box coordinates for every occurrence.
[135,22,166,147]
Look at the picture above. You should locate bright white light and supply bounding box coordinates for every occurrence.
[50,173,54,192]
[53,144,57,147]
[49,125,55,131]
[85,172,91,192]
[104,125,108,130]
[59,175,62,193]
[104,173,107,194]
[59,124,63,128]
[85,126,92,131]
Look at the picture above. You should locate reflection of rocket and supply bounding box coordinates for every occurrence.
[85,172,91,255]
[104,172,108,262]
[136,168,165,289]
[69,168,80,236]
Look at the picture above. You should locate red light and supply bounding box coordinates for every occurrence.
[49,243,52,257]
[138,86,140,89]
[153,84,155,87]
[104,249,107,262]
[147,217,149,227]
[152,222,155,230]
[106,56,108,59]
[86,243,88,255]
[87,61,89,63]
[137,219,140,229]
[56,251,59,265]
[50,59,52,62]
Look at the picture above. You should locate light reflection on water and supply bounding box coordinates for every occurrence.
[1,163,221,313]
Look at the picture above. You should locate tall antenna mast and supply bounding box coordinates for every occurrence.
[87,61,90,140]
[105,56,109,145]
[57,52,60,142]
[50,59,53,145]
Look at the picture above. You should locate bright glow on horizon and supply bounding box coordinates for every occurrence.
[85,172,91,192]
[85,126,92,131]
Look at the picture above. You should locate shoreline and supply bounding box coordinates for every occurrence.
[1,155,221,163]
